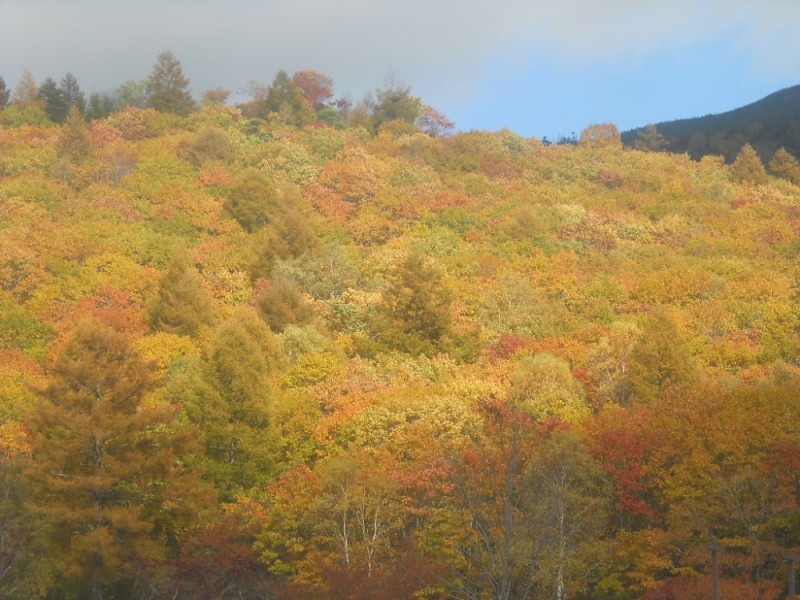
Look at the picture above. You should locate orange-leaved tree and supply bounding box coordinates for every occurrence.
[26,319,209,599]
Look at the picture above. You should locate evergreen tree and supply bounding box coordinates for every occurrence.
[731,143,768,184]
[0,77,10,107]
[176,308,280,501]
[39,77,69,123]
[149,249,216,337]
[146,51,195,115]
[370,80,422,130]
[262,70,314,126]
[26,320,207,600]
[60,72,86,114]
[86,92,114,121]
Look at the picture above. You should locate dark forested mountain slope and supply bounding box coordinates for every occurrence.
[623,84,800,161]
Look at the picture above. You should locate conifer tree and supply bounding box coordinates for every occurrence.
[0,77,10,107]
[39,77,68,123]
[619,310,697,403]
[262,70,314,126]
[58,106,93,162]
[731,143,768,184]
[60,72,86,114]
[11,70,40,108]
[149,249,216,337]
[26,320,206,600]
[86,92,114,121]
[177,308,280,500]
[373,253,452,356]
[769,147,800,185]
[146,51,195,115]
[370,80,422,130]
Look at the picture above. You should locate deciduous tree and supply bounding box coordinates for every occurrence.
[11,71,41,108]
[633,125,667,152]
[579,123,622,149]
[292,70,334,110]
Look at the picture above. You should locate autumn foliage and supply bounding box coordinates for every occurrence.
[2,58,800,599]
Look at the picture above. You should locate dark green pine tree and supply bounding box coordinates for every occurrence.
[146,51,196,115]
[39,77,69,123]
[86,92,114,121]
[0,76,10,107]
[261,70,314,126]
[60,72,86,114]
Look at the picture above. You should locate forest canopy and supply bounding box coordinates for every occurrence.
[1,53,800,600]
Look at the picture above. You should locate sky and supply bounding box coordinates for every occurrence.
[2,0,800,140]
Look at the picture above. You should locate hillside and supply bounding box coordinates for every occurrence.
[1,67,800,600]
[622,84,800,162]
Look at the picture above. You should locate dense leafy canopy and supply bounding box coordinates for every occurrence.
[1,58,800,599]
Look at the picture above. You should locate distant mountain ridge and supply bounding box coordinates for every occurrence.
[622,84,800,162]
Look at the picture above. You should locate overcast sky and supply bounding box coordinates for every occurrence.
[2,1,799,139]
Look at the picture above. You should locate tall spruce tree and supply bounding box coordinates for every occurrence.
[39,77,69,123]
[0,77,10,107]
[60,72,86,114]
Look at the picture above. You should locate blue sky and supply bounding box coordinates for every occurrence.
[1,1,799,140]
